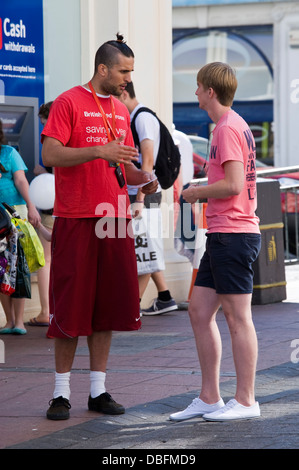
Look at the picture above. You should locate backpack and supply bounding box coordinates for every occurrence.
[131,107,181,190]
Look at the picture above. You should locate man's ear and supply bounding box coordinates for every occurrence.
[97,63,108,77]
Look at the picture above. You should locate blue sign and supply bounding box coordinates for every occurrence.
[0,0,44,103]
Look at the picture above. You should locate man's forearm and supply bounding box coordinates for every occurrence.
[42,139,100,168]
[42,136,139,168]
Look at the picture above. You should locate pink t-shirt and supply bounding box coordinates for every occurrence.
[41,86,134,219]
[206,109,260,233]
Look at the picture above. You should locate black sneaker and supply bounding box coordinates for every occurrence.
[46,396,71,420]
[141,298,178,316]
[88,392,125,415]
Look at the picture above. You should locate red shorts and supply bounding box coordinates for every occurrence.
[48,217,141,338]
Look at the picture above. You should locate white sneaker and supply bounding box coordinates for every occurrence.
[169,397,225,422]
[203,398,260,422]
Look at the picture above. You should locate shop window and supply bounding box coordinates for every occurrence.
[173,26,274,164]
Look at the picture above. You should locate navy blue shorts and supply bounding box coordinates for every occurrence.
[194,233,261,294]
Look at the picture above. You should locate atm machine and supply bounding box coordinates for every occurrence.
[0,95,40,182]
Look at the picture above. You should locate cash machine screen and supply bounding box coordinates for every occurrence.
[0,98,39,181]
[0,110,27,136]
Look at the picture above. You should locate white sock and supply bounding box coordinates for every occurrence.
[53,372,71,400]
[90,371,106,398]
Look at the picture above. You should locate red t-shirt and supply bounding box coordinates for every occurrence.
[41,86,134,219]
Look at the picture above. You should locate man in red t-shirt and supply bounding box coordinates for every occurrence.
[43,34,157,421]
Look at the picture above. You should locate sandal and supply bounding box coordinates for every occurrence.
[28,317,49,327]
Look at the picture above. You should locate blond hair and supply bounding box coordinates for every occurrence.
[197,62,237,106]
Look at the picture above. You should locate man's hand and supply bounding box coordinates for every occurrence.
[125,164,150,185]
[131,201,144,219]
[27,204,41,227]
[124,163,158,191]
[182,185,200,204]
[141,178,158,194]
[101,136,139,165]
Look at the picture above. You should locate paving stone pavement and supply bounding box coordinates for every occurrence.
[1,264,299,451]
[8,362,298,450]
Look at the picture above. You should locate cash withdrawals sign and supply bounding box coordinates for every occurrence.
[0,0,44,103]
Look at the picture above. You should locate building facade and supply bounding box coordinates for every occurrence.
[172,0,299,168]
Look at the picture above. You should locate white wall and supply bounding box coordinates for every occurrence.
[80,0,173,128]
[273,5,299,167]
[43,0,81,101]
[41,0,192,305]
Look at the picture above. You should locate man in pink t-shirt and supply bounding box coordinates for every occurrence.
[43,35,158,421]
[170,62,261,423]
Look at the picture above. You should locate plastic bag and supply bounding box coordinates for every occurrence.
[0,223,18,295]
[11,239,31,299]
[132,207,165,275]
[1,202,45,273]
[11,217,45,273]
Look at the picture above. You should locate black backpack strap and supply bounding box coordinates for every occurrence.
[130,107,158,148]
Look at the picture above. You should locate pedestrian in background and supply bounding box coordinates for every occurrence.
[29,101,54,328]
[119,82,178,316]
[172,125,196,263]
[0,119,40,335]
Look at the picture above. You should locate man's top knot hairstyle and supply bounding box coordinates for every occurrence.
[116,33,125,43]
[94,33,134,74]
